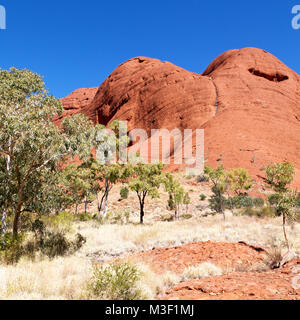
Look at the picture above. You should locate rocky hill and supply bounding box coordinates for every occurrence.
[55,47,300,186]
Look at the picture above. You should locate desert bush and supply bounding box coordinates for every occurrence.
[252,197,265,208]
[197,174,209,183]
[23,219,86,259]
[105,210,130,225]
[240,206,275,218]
[200,194,207,201]
[87,263,144,300]
[42,211,75,232]
[0,233,25,265]
[182,214,193,220]
[226,195,252,209]
[265,246,283,269]
[78,213,95,222]
[120,187,129,200]
[182,262,223,281]
[160,213,174,222]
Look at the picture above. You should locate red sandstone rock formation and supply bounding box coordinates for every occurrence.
[57,47,300,186]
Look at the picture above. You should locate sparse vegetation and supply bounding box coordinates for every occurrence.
[182,262,223,281]
[87,263,145,300]
[1,67,300,301]
[200,194,207,201]
[129,163,164,224]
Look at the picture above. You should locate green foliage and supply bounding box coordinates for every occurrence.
[205,165,227,216]
[0,67,96,237]
[129,163,165,223]
[240,206,276,218]
[264,162,296,249]
[163,173,185,218]
[208,186,227,213]
[226,168,252,196]
[252,197,265,208]
[200,194,207,201]
[62,164,94,213]
[264,162,295,193]
[0,233,24,264]
[105,209,130,225]
[167,194,175,211]
[42,211,75,232]
[87,263,144,300]
[120,186,129,200]
[27,219,86,259]
[160,213,174,222]
[183,192,191,206]
[226,195,253,209]
[182,213,193,220]
[78,213,95,222]
[197,174,209,183]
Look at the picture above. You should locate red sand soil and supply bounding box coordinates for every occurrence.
[164,258,300,300]
[128,241,300,300]
[134,241,266,274]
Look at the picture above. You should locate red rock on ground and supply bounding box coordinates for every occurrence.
[58,47,300,186]
[164,258,300,300]
[133,241,266,274]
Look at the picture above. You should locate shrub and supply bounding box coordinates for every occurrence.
[200,194,206,201]
[252,197,265,208]
[87,263,144,300]
[42,211,75,232]
[0,233,25,265]
[240,206,275,218]
[197,174,209,183]
[182,214,193,220]
[160,213,174,222]
[24,219,86,259]
[78,213,95,222]
[106,210,130,225]
[167,194,175,211]
[182,262,223,281]
[227,195,253,209]
[120,187,129,200]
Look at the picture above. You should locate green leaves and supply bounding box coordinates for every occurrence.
[264,162,295,193]
[0,68,95,236]
[226,168,253,196]
[129,163,165,223]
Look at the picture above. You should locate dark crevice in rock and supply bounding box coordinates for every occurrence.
[248,68,289,82]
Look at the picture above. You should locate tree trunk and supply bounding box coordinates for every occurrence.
[84,193,89,215]
[283,212,290,250]
[140,203,144,224]
[103,191,109,219]
[13,190,23,238]
[75,203,78,215]
[96,192,101,213]
[13,210,21,239]
[219,191,226,221]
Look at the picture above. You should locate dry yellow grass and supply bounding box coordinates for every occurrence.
[0,182,299,300]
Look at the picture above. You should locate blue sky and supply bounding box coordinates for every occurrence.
[0,0,299,98]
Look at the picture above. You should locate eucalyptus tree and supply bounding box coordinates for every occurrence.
[163,173,185,219]
[0,68,95,237]
[129,163,165,224]
[265,162,296,250]
[92,120,132,218]
[204,165,228,220]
